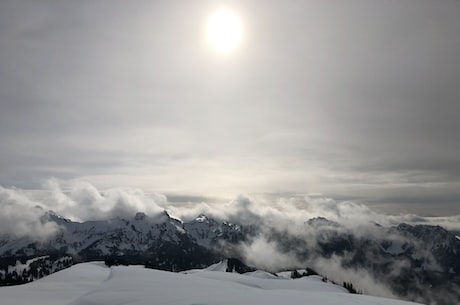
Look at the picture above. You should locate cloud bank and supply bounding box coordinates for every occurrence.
[1,179,460,240]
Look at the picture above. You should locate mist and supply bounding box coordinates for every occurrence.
[1,179,459,302]
[2,178,460,237]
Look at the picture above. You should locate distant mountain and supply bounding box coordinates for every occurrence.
[304,217,460,273]
[0,211,459,305]
[302,218,460,305]
[0,211,244,275]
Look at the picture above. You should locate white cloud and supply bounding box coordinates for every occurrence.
[0,179,168,238]
[1,178,460,247]
[311,255,397,298]
[41,178,167,222]
[0,186,58,239]
[240,237,302,272]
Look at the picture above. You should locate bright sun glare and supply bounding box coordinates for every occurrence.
[207,10,242,53]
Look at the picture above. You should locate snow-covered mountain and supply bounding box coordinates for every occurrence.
[304,217,460,274]
[183,214,243,248]
[0,210,247,280]
[302,218,460,305]
[0,261,423,305]
[1,212,459,305]
[0,211,242,262]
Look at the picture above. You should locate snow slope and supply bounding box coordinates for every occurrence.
[0,262,109,305]
[203,259,230,272]
[0,262,422,305]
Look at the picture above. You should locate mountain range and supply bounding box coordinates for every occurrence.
[0,210,459,305]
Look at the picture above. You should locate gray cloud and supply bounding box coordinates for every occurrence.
[1,0,459,215]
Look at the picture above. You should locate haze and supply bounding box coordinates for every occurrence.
[1,0,459,216]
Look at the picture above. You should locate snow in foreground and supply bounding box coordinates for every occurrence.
[0,262,422,305]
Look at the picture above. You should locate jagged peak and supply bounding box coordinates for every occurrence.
[195,214,209,222]
[190,214,219,225]
[305,217,340,228]
[41,210,71,223]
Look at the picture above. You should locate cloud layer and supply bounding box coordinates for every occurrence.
[1,179,459,239]
[0,0,459,216]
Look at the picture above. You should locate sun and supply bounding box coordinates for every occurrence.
[206,10,242,53]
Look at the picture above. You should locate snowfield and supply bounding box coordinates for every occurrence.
[0,262,110,305]
[0,262,422,305]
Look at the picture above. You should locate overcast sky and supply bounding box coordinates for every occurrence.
[1,0,459,216]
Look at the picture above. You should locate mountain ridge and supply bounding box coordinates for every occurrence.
[0,211,459,305]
